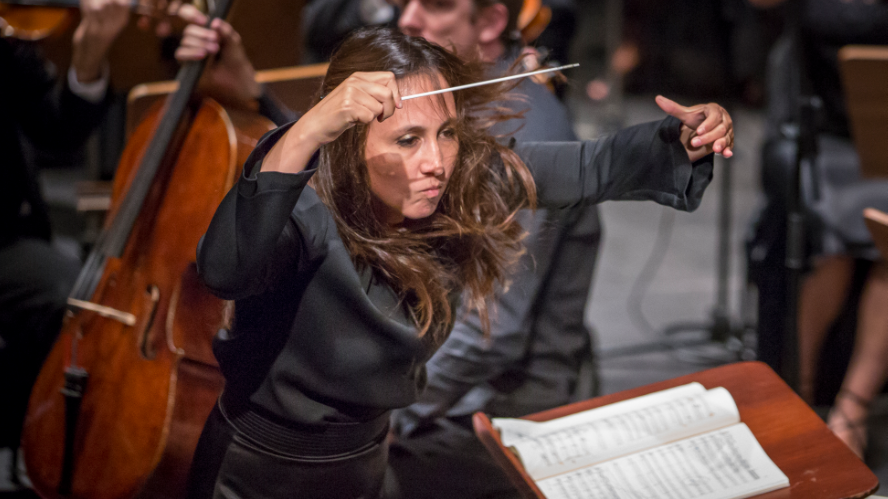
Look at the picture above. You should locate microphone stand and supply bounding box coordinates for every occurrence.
[598,1,748,362]
[780,96,821,390]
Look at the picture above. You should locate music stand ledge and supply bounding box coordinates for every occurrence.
[473,361,879,499]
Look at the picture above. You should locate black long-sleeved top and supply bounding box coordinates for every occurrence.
[196,116,713,426]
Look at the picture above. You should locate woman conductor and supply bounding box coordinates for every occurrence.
[186,26,734,499]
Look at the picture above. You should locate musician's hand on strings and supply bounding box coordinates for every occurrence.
[655,95,734,162]
[262,72,402,174]
[72,0,131,82]
[172,3,262,107]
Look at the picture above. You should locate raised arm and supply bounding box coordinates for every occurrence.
[71,0,130,83]
[197,71,402,299]
[260,71,401,174]
[195,125,311,300]
[15,0,129,151]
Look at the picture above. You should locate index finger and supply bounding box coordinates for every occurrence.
[655,95,707,128]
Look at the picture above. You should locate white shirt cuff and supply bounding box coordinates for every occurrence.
[67,64,109,104]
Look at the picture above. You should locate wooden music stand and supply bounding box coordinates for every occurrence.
[838,45,888,180]
[474,361,879,499]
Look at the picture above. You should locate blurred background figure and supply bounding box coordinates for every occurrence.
[0,0,130,491]
[745,0,888,459]
[384,2,600,495]
[301,0,397,63]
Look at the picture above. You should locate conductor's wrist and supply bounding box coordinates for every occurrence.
[289,120,325,151]
[260,120,322,174]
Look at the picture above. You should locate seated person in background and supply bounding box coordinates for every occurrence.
[176,2,602,498]
[747,0,888,459]
[0,0,130,484]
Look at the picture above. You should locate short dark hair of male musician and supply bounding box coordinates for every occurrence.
[301,0,525,64]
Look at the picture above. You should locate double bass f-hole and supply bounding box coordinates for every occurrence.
[138,285,161,359]
[64,284,161,360]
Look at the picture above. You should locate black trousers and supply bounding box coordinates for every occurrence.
[385,416,519,499]
[0,238,78,448]
[187,400,389,499]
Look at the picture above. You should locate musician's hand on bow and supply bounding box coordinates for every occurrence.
[655,95,734,162]
[172,3,262,107]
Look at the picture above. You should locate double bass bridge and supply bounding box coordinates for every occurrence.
[67,298,137,326]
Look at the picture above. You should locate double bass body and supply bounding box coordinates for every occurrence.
[22,98,274,499]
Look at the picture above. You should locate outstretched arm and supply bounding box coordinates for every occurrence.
[520,96,734,212]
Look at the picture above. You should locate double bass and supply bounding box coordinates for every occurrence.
[21,0,274,496]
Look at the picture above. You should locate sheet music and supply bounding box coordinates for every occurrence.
[498,385,739,480]
[536,423,789,499]
[497,384,709,444]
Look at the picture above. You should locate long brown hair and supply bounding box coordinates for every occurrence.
[312,27,536,343]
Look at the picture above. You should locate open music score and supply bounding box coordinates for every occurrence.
[492,383,788,499]
[474,361,880,499]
